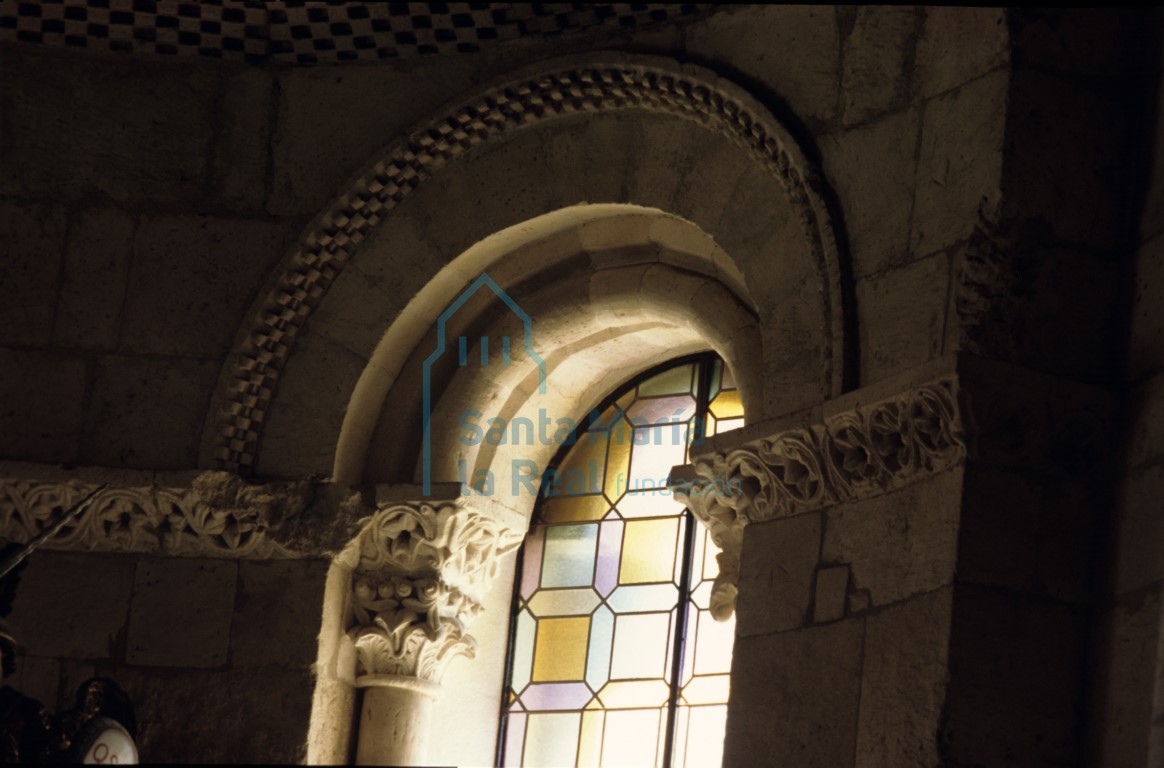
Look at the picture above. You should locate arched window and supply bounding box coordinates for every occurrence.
[499,353,743,767]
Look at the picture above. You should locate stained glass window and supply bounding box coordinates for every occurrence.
[500,354,742,767]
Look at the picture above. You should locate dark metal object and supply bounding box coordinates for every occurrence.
[0,486,105,582]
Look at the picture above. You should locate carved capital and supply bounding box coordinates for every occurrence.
[343,500,522,683]
[673,376,966,621]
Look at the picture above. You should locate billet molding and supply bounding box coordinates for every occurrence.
[210,55,845,474]
[0,474,305,560]
[0,2,708,66]
[673,376,965,621]
[342,500,523,684]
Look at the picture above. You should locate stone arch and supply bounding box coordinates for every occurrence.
[199,53,852,480]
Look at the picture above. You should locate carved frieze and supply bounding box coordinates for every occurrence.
[343,501,523,683]
[0,475,301,560]
[673,377,966,621]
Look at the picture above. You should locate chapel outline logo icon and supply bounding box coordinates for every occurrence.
[421,273,547,496]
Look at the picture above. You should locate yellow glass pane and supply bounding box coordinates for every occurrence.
[680,674,731,705]
[541,494,609,524]
[552,429,607,497]
[619,518,679,584]
[604,428,632,502]
[709,389,743,420]
[578,710,604,766]
[532,616,591,682]
[616,490,684,520]
[597,679,671,709]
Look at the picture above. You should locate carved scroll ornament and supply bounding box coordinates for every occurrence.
[343,501,523,684]
[673,377,965,621]
[0,476,300,560]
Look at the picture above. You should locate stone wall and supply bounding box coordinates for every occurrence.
[1094,8,1164,767]
[7,549,329,763]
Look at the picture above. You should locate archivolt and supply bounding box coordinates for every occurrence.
[204,53,849,475]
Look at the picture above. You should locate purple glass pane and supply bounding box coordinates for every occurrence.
[521,682,594,712]
[503,711,526,768]
[521,526,545,600]
[625,394,697,424]
[596,519,624,597]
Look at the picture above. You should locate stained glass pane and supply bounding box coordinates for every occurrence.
[628,427,687,489]
[610,613,671,680]
[693,609,734,675]
[524,713,580,766]
[637,364,694,397]
[598,680,671,709]
[511,609,536,693]
[541,494,609,524]
[542,524,598,588]
[709,389,743,420]
[527,587,600,618]
[601,709,664,767]
[617,490,684,519]
[586,605,615,691]
[619,518,679,584]
[532,616,590,682]
[606,583,680,614]
[678,705,727,768]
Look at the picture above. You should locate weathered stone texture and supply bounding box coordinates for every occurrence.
[0,201,65,346]
[841,6,917,125]
[120,214,297,358]
[0,45,215,204]
[856,587,952,768]
[813,565,849,624]
[82,355,221,469]
[0,348,87,463]
[736,512,821,637]
[822,108,920,277]
[127,558,237,668]
[213,67,274,212]
[267,60,478,216]
[823,469,962,608]
[685,5,839,128]
[1131,232,1164,381]
[915,8,1008,98]
[943,585,1088,766]
[725,618,863,768]
[1127,373,1164,470]
[53,208,136,350]
[855,253,949,384]
[911,70,1007,255]
[1094,586,1162,768]
[1113,464,1164,596]
[111,664,314,764]
[231,559,329,667]
[1003,69,1138,251]
[9,552,135,659]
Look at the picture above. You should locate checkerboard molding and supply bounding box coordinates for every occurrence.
[0,1,708,65]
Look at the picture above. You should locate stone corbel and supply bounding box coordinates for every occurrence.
[671,375,966,621]
[338,496,524,686]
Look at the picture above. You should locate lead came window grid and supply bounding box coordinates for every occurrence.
[500,354,743,767]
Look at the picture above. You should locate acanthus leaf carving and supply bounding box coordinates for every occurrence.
[344,499,522,683]
[674,376,965,621]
